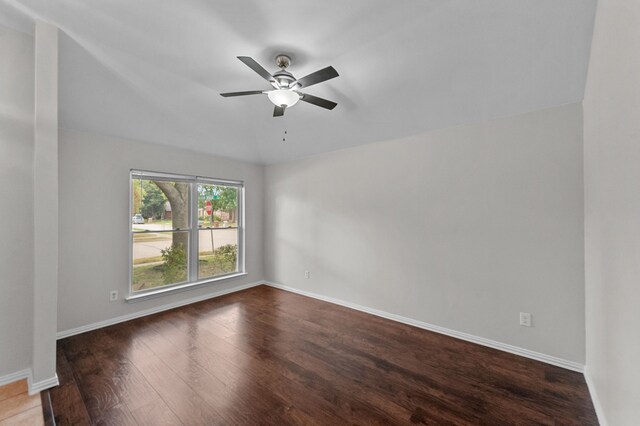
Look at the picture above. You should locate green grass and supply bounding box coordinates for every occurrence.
[132,263,170,291]
[132,233,172,243]
[133,255,164,265]
[198,255,236,280]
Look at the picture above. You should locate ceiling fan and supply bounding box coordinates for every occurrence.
[220,54,339,117]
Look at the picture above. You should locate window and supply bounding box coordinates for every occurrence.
[130,170,244,296]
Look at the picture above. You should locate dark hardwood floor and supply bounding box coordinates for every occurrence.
[50,285,598,425]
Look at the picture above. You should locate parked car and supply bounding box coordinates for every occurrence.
[132,214,145,224]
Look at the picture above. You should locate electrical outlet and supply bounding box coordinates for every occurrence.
[304,270,310,279]
[519,312,532,327]
[110,290,118,302]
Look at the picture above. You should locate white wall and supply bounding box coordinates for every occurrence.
[57,129,265,333]
[0,25,34,379]
[32,20,59,389]
[265,103,585,363]
[583,0,640,423]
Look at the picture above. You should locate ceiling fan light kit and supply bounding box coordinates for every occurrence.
[267,89,300,108]
[220,54,339,117]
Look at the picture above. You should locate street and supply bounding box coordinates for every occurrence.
[132,225,238,261]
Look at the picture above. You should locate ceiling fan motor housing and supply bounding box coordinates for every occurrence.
[273,69,296,88]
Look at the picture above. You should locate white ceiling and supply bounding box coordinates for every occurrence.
[1,0,596,164]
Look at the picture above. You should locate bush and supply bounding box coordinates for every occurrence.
[198,244,237,277]
[213,244,237,274]
[161,243,187,283]
[216,244,237,264]
[198,215,222,224]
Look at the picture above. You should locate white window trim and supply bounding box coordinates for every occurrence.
[128,169,245,301]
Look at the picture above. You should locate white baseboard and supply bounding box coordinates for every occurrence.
[0,369,59,395]
[584,367,608,426]
[29,374,59,395]
[0,369,31,387]
[264,281,585,373]
[57,280,263,339]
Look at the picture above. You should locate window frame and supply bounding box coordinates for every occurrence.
[127,170,246,301]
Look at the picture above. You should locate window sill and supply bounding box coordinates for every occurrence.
[126,272,248,303]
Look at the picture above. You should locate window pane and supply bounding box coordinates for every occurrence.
[197,183,238,229]
[198,228,238,279]
[131,177,190,232]
[197,182,239,279]
[132,231,190,291]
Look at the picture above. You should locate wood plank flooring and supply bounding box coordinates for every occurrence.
[50,285,598,425]
[0,379,45,425]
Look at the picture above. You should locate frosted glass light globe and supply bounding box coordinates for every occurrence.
[267,90,300,108]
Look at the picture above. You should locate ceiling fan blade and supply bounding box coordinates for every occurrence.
[220,90,265,97]
[296,66,339,89]
[237,56,277,84]
[299,93,337,110]
[273,105,285,117]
